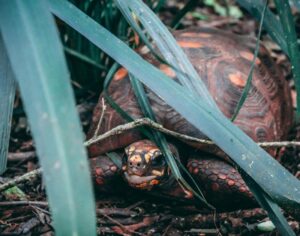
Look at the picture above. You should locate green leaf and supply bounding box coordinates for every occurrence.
[236,0,288,55]
[64,46,106,71]
[274,0,300,120]
[241,171,295,236]
[170,0,198,29]
[49,0,300,228]
[231,0,267,121]
[114,0,220,112]
[4,186,27,201]
[0,35,16,174]
[0,1,96,235]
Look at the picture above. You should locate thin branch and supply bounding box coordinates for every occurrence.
[2,119,298,194]
[84,118,300,148]
[8,151,36,162]
[93,98,107,138]
[0,200,48,207]
[0,168,42,192]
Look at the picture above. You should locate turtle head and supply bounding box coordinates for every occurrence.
[122,140,175,190]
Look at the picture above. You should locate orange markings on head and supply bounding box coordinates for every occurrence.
[144,153,152,163]
[129,155,142,164]
[177,41,203,48]
[113,68,128,81]
[228,72,246,88]
[150,179,159,185]
[240,51,261,65]
[137,183,147,188]
[159,64,176,78]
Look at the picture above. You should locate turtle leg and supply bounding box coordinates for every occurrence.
[187,155,258,211]
[89,154,124,193]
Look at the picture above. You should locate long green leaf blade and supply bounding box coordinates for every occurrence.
[115,0,220,112]
[0,35,16,174]
[242,172,295,236]
[231,0,267,121]
[236,0,288,55]
[49,0,300,223]
[0,1,96,235]
[274,0,300,120]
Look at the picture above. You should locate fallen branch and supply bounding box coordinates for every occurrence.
[0,200,48,207]
[84,118,300,148]
[0,168,42,192]
[8,151,36,162]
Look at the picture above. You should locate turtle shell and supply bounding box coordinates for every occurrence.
[87,27,293,158]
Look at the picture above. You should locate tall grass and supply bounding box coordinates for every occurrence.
[0,0,300,235]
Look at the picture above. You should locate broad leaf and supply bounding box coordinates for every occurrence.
[0,1,96,235]
[0,35,16,174]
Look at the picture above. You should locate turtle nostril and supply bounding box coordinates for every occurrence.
[129,162,133,166]
[137,163,141,167]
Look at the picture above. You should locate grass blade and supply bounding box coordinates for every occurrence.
[231,0,267,121]
[242,171,295,236]
[170,0,198,29]
[0,1,96,235]
[115,0,220,112]
[274,0,300,120]
[49,0,300,227]
[236,0,288,55]
[64,46,106,71]
[0,35,16,174]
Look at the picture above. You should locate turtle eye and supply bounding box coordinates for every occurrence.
[151,155,165,167]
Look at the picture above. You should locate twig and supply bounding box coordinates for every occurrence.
[103,214,143,236]
[0,201,48,207]
[111,216,158,235]
[96,208,138,217]
[8,151,36,162]
[84,118,300,148]
[93,98,107,138]
[0,168,42,192]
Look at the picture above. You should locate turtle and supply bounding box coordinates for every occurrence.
[86,27,293,211]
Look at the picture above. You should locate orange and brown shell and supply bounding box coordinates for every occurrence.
[87,27,293,158]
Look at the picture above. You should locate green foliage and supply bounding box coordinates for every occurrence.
[231,0,267,121]
[274,0,300,120]
[0,37,16,174]
[3,186,27,201]
[1,0,300,235]
[204,0,243,18]
[0,1,96,235]
[236,0,288,54]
